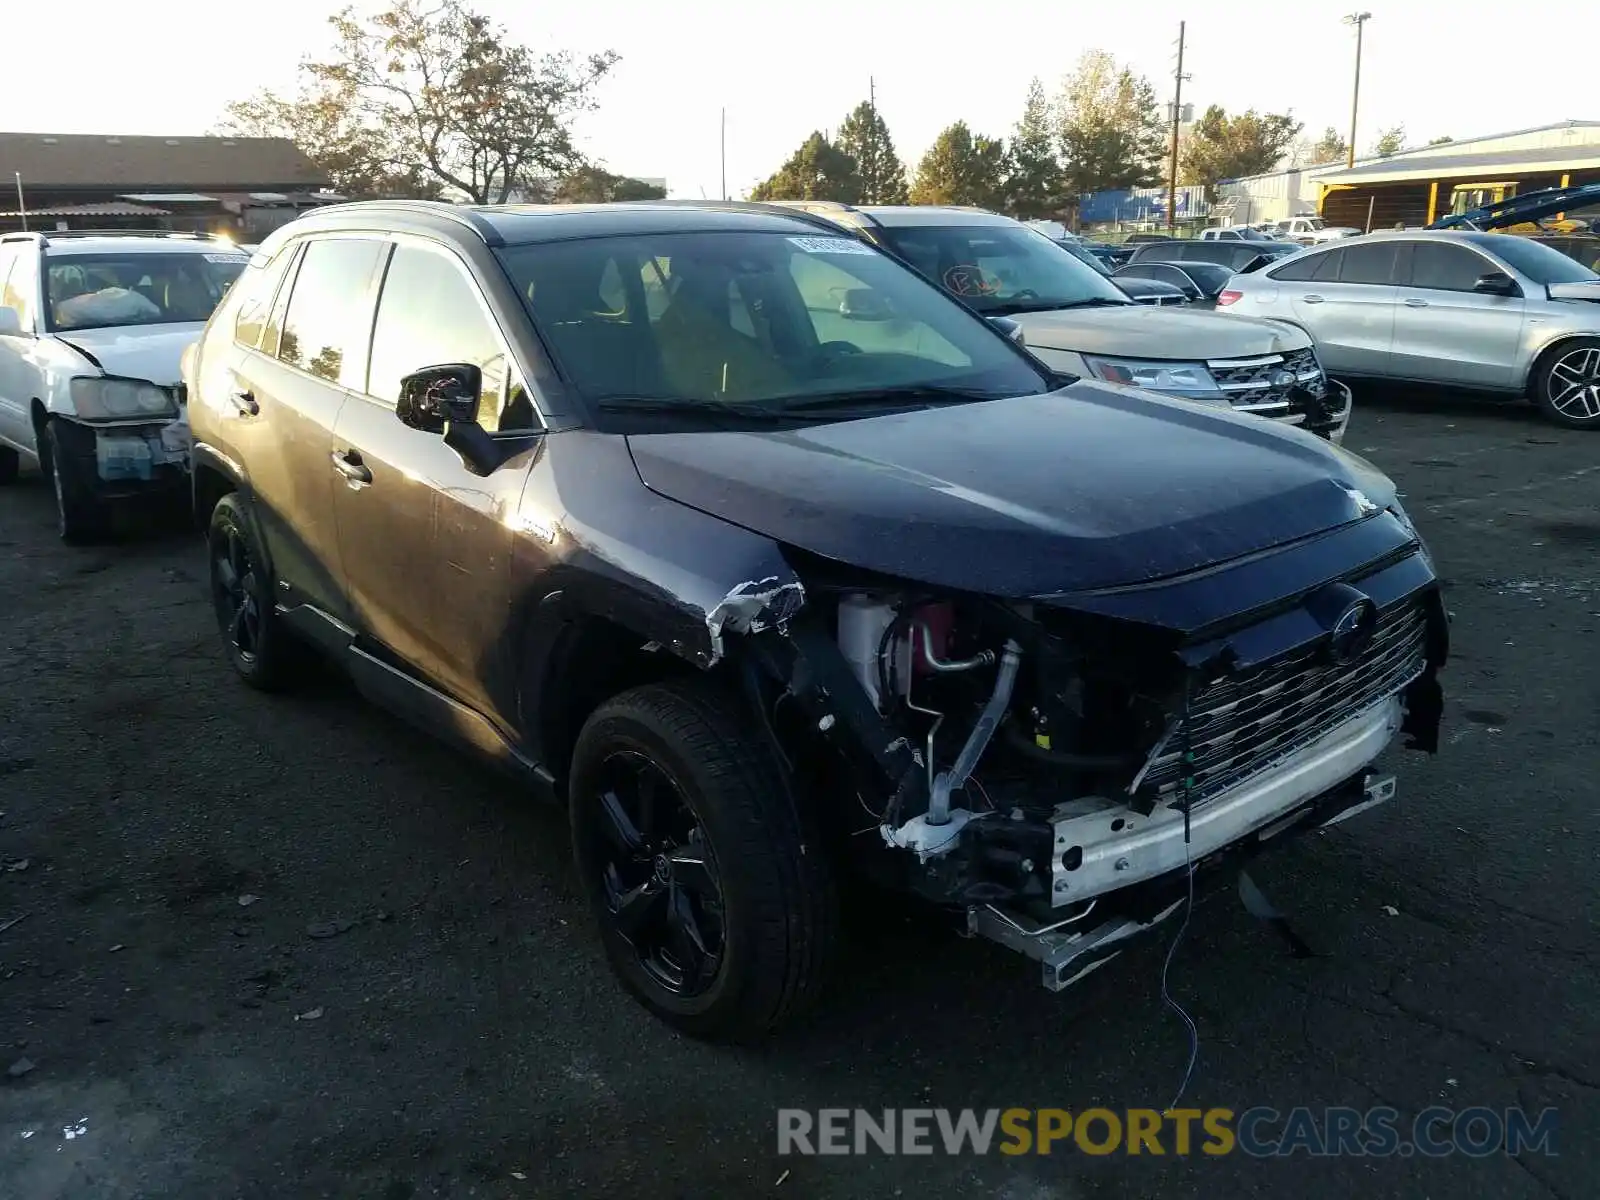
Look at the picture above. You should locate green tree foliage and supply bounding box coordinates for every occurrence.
[909,122,1008,209]
[1004,78,1065,218]
[1180,106,1303,196]
[1427,135,1454,146]
[1374,126,1407,157]
[1312,127,1350,165]
[835,102,908,204]
[551,167,666,203]
[218,0,617,202]
[749,132,862,202]
[1054,50,1165,196]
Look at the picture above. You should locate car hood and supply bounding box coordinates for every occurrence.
[50,323,205,387]
[1009,304,1311,361]
[625,380,1396,597]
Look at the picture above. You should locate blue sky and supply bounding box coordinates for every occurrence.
[9,0,1594,198]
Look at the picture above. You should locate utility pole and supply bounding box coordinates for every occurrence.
[1344,12,1371,169]
[869,76,876,115]
[720,108,727,201]
[1166,21,1186,236]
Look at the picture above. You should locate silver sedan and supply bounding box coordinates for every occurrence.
[1214,230,1600,428]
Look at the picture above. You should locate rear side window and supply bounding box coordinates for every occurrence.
[233,250,297,350]
[1275,249,1341,282]
[1408,241,1497,291]
[1338,242,1404,285]
[277,238,387,388]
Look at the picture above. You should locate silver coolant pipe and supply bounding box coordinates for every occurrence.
[926,639,1023,826]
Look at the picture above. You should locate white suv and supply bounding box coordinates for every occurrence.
[0,230,249,540]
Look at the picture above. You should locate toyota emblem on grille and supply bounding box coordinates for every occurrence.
[1306,582,1379,665]
[1328,600,1378,664]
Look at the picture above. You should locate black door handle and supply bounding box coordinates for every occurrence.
[229,389,259,416]
[331,449,373,485]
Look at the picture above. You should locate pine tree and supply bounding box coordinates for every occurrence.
[909,122,1008,209]
[749,132,862,202]
[835,101,909,205]
[1004,78,1064,218]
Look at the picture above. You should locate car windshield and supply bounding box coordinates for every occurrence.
[44,252,247,332]
[873,223,1131,314]
[495,230,1053,420]
[1486,235,1600,285]
[1054,238,1113,276]
[1182,262,1234,290]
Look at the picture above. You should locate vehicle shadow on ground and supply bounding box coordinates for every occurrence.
[1347,381,1549,428]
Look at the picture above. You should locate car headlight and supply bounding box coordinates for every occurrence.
[69,376,179,422]
[1081,356,1222,398]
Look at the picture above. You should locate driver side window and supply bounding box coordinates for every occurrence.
[367,243,537,432]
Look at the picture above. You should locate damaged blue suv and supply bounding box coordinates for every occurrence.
[183,199,1447,1041]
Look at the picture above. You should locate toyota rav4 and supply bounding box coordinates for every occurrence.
[184,200,1446,1041]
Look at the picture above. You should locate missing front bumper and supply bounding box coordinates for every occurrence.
[1049,697,1401,907]
[971,766,1399,991]
[52,415,189,497]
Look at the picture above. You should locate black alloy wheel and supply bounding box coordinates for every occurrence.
[569,681,837,1041]
[213,521,263,667]
[592,750,725,996]
[206,493,307,690]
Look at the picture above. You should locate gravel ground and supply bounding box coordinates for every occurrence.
[0,389,1595,1200]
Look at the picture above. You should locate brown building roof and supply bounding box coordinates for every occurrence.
[0,132,329,190]
[0,201,172,219]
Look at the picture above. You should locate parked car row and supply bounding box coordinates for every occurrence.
[1217,225,1600,428]
[770,202,1351,440]
[0,198,1446,1042]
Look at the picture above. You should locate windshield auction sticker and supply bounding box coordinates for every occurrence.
[787,236,877,255]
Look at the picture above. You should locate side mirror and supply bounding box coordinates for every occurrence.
[986,314,1025,344]
[838,288,895,321]
[0,306,23,337]
[1472,271,1519,296]
[397,363,481,434]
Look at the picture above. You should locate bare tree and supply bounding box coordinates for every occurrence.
[220,1,618,203]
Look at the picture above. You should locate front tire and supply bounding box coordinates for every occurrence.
[1532,338,1600,429]
[207,493,307,691]
[42,421,108,543]
[569,680,837,1042]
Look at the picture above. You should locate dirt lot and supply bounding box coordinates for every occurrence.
[0,390,1596,1200]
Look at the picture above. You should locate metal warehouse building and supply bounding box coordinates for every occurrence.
[1217,120,1600,231]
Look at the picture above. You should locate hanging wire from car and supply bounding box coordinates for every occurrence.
[1161,673,1201,1115]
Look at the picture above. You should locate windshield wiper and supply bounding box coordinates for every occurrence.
[987,297,1130,315]
[775,384,1016,413]
[593,395,786,422]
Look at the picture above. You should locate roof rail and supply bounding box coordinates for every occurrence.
[305,199,506,246]
[16,229,235,248]
[629,197,881,237]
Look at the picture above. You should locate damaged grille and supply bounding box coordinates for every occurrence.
[1208,347,1324,416]
[1142,599,1428,808]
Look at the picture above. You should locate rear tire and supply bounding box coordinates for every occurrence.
[1531,338,1600,429]
[569,680,837,1042]
[42,421,109,544]
[207,492,309,691]
[0,445,17,485]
